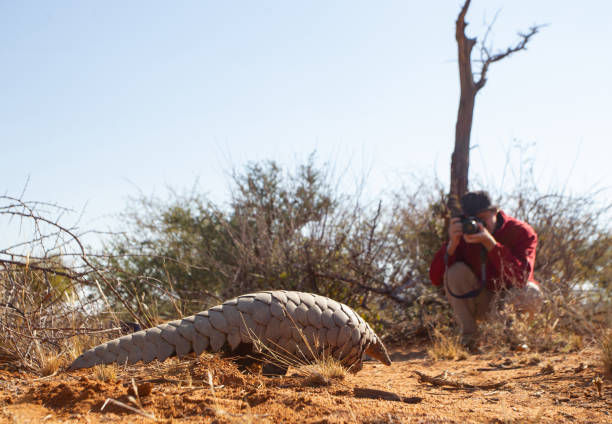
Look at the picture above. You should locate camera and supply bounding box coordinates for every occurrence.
[461,216,481,234]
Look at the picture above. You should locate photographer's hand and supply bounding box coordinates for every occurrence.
[463,223,497,251]
[447,217,463,255]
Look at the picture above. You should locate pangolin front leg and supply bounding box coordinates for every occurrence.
[69,290,392,373]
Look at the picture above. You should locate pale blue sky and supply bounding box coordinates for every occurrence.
[2,1,611,246]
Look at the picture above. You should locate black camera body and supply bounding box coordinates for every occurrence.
[461,216,481,234]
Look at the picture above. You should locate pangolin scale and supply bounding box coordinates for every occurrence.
[69,291,392,373]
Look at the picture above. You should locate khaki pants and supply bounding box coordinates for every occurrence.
[444,262,543,342]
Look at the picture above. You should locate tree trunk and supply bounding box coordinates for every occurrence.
[451,89,475,202]
[450,0,477,213]
[449,0,540,212]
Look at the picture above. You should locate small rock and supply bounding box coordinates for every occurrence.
[127,382,153,397]
[540,364,554,374]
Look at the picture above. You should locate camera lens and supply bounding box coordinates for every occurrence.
[461,217,480,234]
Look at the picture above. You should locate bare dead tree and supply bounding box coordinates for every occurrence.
[450,0,542,208]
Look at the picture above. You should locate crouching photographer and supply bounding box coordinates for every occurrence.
[429,190,543,351]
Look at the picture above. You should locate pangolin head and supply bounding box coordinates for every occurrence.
[365,335,392,366]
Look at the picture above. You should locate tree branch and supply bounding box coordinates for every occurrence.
[476,24,543,91]
[456,0,477,91]
[0,258,91,281]
[457,0,471,26]
[314,271,418,306]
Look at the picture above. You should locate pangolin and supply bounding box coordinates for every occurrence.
[69,290,392,373]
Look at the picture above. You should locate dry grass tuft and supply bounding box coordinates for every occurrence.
[37,351,64,377]
[93,364,118,382]
[299,356,347,386]
[427,328,468,361]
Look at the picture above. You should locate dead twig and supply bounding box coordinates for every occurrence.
[353,387,423,403]
[414,370,506,390]
[101,398,157,421]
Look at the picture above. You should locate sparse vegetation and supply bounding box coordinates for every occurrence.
[1,154,611,424]
[36,350,64,377]
[1,153,611,372]
[426,328,468,361]
[0,197,137,373]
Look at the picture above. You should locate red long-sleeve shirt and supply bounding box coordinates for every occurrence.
[429,210,538,290]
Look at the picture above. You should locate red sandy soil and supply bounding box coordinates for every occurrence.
[0,346,610,423]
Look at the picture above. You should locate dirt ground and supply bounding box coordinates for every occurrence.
[1,345,610,424]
